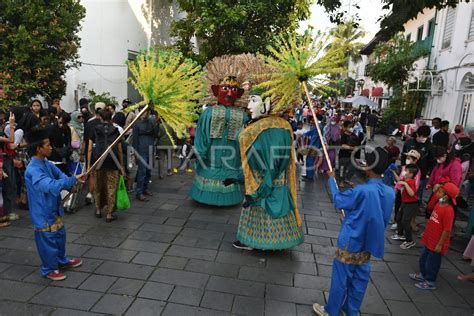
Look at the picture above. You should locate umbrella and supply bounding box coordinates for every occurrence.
[340,95,379,109]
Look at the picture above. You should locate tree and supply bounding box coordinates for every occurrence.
[171,0,312,64]
[0,0,85,110]
[327,21,366,65]
[366,35,421,97]
[317,0,467,41]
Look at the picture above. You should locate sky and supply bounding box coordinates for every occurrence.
[298,0,389,43]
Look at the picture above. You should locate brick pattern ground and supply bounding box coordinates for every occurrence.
[0,165,473,315]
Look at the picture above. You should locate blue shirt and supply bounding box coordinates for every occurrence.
[304,124,323,149]
[328,177,395,259]
[25,157,77,229]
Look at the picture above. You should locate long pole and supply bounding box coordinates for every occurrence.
[62,103,150,203]
[302,82,345,217]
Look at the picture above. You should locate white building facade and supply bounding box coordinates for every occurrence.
[423,2,474,130]
[61,0,184,112]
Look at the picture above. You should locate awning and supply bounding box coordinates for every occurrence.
[372,87,383,97]
[361,89,369,97]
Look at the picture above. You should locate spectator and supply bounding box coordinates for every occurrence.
[426,146,462,215]
[401,125,433,204]
[39,109,51,129]
[113,112,132,191]
[157,120,177,178]
[1,112,17,222]
[321,116,341,172]
[366,110,378,141]
[430,117,442,139]
[409,182,457,290]
[133,107,159,201]
[432,120,450,149]
[48,107,58,125]
[69,111,84,167]
[391,164,420,249]
[51,99,64,114]
[178,137,193,173]
[384,136,400,163]
[79,98,92,123]
[48,112,72,175]
[87,109,124,222]
[338,121,360,188]
[359,108,369,133]
[458,236,474,282]
[391,150,421,231]
[448,124,465,150]
[25,128,85,281]
[123,99,136,136]
[82,102,106,204]
[18,99,42,138]
[107,103,116,117]
[302,116,323,181]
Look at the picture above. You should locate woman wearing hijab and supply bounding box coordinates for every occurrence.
[320,117,341,173]
[448,124,465,151]
[69,111,84,167]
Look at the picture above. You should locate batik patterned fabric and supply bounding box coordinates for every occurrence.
[237,204,304,250]
[210,106,226,139]
[227,109,245,140]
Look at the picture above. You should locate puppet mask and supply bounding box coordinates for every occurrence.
[248,88,271,119]
[211,76,244,106]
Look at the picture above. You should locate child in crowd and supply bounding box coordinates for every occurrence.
[391,164,420,249]
[178,137,193,173]
[409,182,458,290]
[391,150,421,231]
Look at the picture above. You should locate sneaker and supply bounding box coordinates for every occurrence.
[400,241,416,249]
[46,270,67,281]
[391,234,406,241]
[409,273,425,282]
[185,168,193,173]
[232,241,253,251]
[312,303,329,316]
[85,192,93,205]
[390,223,398,231]
[415,280,436,290]
[62,258,82,269]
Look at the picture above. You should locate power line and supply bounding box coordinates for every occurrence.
[81,62,127,68]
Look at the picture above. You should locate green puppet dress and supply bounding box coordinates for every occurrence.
[236,116,304,250]
[190,105,248,206]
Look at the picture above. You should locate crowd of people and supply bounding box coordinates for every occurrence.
[0,91,473,310]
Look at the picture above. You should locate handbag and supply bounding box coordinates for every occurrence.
[115,176,130,210]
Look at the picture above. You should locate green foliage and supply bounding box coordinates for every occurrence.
[327,21,366,65]
[366,35,420,95]
[88,90,118,113]
[171,0,312,64]
[0,0,85,110]
[380,91,426,130]
[127,48,205,140]
[256,29,346,111]
[317,0,465,40]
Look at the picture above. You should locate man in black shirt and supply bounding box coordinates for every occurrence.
[366,110,378,141]
[432,120,450,149]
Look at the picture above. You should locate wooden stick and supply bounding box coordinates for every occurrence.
[302,82,345,217]
[62,103,150,203]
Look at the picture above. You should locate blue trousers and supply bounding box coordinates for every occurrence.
[135,152,151,196]
[34,227,69,276]
[419,247,442,283]
[306,155,316,179]
[325,259,371,316]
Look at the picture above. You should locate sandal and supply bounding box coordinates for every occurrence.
[106,214,118,223]
[457,275,474,282]
[0,221,11,228]
[414,281,436,290]
[8,213,20,221]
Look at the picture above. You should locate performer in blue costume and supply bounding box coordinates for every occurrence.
[313,147,395,316]
[190,75,248,206]
[25,129,86,281]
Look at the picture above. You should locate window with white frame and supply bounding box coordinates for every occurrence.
[442,7,456,49]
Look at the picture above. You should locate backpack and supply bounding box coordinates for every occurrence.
[92,123,119,162]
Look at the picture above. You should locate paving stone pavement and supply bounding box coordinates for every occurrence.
[0,169,473,316]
